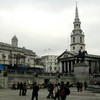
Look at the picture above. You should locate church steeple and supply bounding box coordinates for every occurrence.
[70,3,85,53]
[73,3,81,31]
[75,2,79,21]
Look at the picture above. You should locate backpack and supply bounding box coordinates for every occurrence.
[65,87,70,95]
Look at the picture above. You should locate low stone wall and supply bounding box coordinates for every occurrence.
[0,70,74,88]
[88,85,100,93]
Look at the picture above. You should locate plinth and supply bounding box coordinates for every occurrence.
[74,62,89,83]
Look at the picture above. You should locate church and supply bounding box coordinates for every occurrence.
[58,5,100,76]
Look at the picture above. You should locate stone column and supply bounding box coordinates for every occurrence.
[62,61,64,73]
[69,60,71,74]
[65,61,68,73]
[64,62,66,73]
[67,61,69,74]
[59,62,62,73]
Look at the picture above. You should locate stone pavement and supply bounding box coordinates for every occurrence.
[0,87,100,100]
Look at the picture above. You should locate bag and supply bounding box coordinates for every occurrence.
[59,88,65,96]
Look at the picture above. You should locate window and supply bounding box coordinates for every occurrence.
[76,24,78,26]
[54,67,56,70]
[2,54,6,59]
[73,37,75,43]
[80,37,82,43]
[8,55,11,59]
[73,47,75,49]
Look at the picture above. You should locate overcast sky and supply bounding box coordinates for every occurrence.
[0,0,100,57]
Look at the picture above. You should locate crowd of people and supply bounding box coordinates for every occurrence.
[47,81,70,100]
[11,80,88,100]
[76,81,88,92]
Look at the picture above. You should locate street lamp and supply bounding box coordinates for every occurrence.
[34,72,38,84]
[56,72,60,83]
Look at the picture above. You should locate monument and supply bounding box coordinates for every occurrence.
[74,49,89,83]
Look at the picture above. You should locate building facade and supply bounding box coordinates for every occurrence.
[0,35,36,67]
[41,55,58,73]
[58,5,100,76]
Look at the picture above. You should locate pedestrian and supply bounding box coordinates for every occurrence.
[54,84,60,100]
[59,81,70,100]
[76,81,80,92]
[22,82,27,96]
[80,82,83,91]
[47,82,54,99]
[65,81,70,95]
[19,82,23,96]
[31,82,39,100]
[84,81,88,90]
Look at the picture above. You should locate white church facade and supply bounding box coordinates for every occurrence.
[58,5,100,76]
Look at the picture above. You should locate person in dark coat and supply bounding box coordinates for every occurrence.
[76,81,80,92]
[59,81,64,100]
[84,81,88,90]
[22,82,27,96]
[19,82,23,96]
[31,82,39,100]
[47,82,54,99]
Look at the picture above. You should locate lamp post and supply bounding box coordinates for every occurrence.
[34,72,38,84]
[56,72,60,83]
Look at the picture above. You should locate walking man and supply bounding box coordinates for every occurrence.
[31,82,39,100]
[19,82,23,96]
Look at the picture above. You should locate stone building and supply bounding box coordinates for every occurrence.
[0,35,36,67]
[58,5,100,76]
[41,55,58,73]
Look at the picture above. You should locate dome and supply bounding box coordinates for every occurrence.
[12,35,18,41]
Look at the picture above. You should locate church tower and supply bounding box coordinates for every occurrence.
[70,4,85,53]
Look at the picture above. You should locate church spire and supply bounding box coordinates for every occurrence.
[70,3,85,53]
[73,2,81,30]
[75,2,79,21]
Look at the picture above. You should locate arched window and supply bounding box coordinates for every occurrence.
[80,37,82,43]
[73,37,75,43]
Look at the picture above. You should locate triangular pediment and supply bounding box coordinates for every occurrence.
[58,50,74,59]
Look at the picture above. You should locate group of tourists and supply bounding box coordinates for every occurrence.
[15,80,88,100]
[19,82,27,96]
[47,81,70,100]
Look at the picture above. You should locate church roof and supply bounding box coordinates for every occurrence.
[58,50,74,60]
[58,49,100,60]
[0,41,36,56]
[86,54,100,59]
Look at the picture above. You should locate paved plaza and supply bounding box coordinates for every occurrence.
[0,88,100,100]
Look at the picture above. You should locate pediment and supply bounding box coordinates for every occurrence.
[58,51,74,59]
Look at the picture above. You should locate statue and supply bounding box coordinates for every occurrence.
[75,49,87,63]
